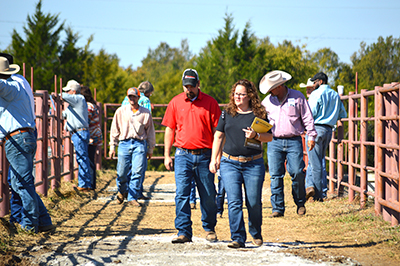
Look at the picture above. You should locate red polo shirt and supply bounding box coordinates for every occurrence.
[162,90,221,150]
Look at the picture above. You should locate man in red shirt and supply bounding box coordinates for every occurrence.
[163,69,221,244]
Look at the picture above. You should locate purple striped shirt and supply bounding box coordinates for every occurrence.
[262,88,317,141]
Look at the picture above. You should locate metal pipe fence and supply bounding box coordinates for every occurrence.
[0,74,399,225]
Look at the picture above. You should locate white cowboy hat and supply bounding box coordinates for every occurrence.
[259,70,292,94]
[0,56,20,75]
[299,78,313,88]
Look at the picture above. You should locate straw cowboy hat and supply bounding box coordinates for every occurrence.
[259,70,292,94]
[0,56,20,75]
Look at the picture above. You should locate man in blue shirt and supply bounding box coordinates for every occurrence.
[62,80,92,191]
[305,72,347,201]
[0,56,54,233]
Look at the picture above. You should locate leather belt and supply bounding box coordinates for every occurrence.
[5,127,33,140]
[179,148,210,155]
[315,124,333,129]
[223,152,263,163]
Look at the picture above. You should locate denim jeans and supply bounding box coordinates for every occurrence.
[174,148,217,239]
[116,138,146,201]
[306,125,332,200]
[5,130,52,233]
[71,130,92,189]
[189,178,197,204]
[125,140,148,198]
[88,144,97,190]
[267,136,306,214]
[220,156,265,245]
[216,170,225,215]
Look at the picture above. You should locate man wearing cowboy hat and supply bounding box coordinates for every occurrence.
[0,56,54,233]
[259,70,317,217]
[62,79,93,191]
[299,78,315,98]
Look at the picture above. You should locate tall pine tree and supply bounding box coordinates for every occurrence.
[10,0,64,91]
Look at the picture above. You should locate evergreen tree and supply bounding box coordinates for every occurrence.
[10,0,64,91]
[59,27,94,84]
[196,13,240,103]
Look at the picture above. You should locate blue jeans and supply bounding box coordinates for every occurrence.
[174,148,217,239]
[216,170,225,215]
[88,144,97,189]
[190,178,196,204]
[71,130,92,189]
[267,136,306,214]
[116,139,146,201]
[306,125,332,200]
[220,156,265,245]
[125,140,148,198]
[5,131,52,233]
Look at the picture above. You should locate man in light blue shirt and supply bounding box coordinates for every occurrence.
[305,72,347,201]
[0,56,53,233]
[62,80,92,191]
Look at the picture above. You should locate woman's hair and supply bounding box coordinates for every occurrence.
[80,86,96,105]
[225,79,267,119]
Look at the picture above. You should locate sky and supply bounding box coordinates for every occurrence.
[1,0,400,70]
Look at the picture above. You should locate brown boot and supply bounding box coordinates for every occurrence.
[171,235,192,244]
[306,187,315,201]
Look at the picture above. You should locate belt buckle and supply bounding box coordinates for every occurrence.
[238,156,248,163]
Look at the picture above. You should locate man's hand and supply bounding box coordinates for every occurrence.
[109,149,115,158]
[147,153,153,160]
[209,160,219,174]
[164,156,173,171]
[307,140,315,151]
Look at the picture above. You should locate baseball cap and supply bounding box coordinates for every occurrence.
[182,69,199,87]
[127,87,140,97]
[310,72,328,83]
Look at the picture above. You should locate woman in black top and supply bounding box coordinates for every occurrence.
[210,79,272,248]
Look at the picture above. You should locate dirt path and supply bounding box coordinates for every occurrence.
[2,170,399,265]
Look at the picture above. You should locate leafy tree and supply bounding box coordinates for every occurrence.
[335,62,355,94]
[10,0,64,91]
[138,40,193,105]
[311,48,340,86]
[129,41,194,170]
[352,36,400,91]
[263,40,318,96]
